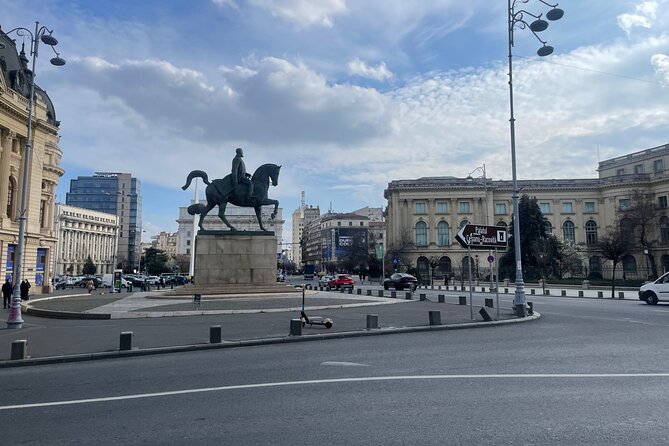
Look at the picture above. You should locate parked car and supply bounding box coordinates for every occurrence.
[75,277,102,288]
[383,273,418,291]
[328,274,355,290]
[639,272,669,304]
[318,275,334,287]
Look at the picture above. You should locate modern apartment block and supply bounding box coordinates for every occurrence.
[384,143,669,282]
[302,212,370,270]
[291,205,320,265]
[66,172,142,270]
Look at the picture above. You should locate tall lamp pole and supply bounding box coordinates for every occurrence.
[507,0,563,317]
[467,164,490,288]
[5,22,65,329]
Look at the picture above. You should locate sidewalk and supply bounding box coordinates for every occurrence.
[0,287,537,366]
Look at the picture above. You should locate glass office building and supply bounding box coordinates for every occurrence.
[66,172,142,270]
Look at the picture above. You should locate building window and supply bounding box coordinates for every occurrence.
[497,221,508,228]
[617,168,625,176]
[186,240,191,246]
[39,200,46,228]
[539,203,550,214]
[563,220,575,243]
[416,256,429,283]
[437,221,449,247]
[495,203,507,215]
[585,220,598,246]
[337,222,341,226]
[436,202,449,213]
[654,159,664,173]
[622,255,637,276]
[634,164,644,174]
[415,202,426,214]
[620,218,634,242]
[584,201,595,213]
[7,176,16,218]
[544,221,552,234]
[562,202,573,213]
[186,248,190,255]
[459,202,470,213]
[661,217,669,244]
[186,231,191,237]
[589,256,602,275]
[619,199,631,210]
[659,196,668,208]
[458,219,470,230]
[415,221,427,246]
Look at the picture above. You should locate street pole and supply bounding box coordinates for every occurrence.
[6,22,65,329]
[189,178,198,278]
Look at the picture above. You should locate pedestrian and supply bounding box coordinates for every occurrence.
[87,279,94,294]
[159,277,165,289]
[2,278,13,309]
[20,279,31,301]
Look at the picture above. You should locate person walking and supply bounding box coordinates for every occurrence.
[2,278,13,309]
[87,279,94,294]
[20,279,31,301]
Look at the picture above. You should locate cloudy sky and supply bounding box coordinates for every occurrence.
[2,0,669,245]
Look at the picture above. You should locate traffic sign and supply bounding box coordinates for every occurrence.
[455,225,508,250]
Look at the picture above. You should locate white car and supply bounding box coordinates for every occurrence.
[318,275,334,286]
[639,272,669,304]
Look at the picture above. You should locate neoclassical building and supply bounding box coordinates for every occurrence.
[385,143,669,282]
[54,204,119,275]
[0,30,63,293]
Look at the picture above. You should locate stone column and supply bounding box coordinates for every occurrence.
[0,131,15,218]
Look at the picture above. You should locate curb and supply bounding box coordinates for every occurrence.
[0,311,540,368]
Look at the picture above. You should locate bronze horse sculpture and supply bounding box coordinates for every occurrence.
[182,164,281,232]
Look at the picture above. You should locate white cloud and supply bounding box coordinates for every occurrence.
[347,58,393,81]
[248,0,347,28]
[651,53,669,84]
[617,1,659,35]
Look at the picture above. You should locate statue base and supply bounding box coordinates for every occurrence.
[194,232,277,285]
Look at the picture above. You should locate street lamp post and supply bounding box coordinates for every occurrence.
[468,164,491,290]
[507,0,563,317]
[5,22,65,329]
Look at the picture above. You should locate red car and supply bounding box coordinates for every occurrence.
[328,274,355,290]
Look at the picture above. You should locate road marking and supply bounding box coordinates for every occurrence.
[3,373,669,411]
[321,361,369,367]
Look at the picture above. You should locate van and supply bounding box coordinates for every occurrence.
[101,274,128,289]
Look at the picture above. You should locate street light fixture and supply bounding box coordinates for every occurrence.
[507,0,562,317]
[5,22,65,329]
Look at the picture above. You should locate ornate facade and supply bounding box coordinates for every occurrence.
[385,143,669,282]
[0,29,63,293]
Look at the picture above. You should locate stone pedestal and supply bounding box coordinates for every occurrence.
[195,231,277,285]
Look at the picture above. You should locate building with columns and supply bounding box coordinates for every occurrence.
[384,142,669,283]
[152,231,178,258]
[53,204,119,275]
[0,29,63,293]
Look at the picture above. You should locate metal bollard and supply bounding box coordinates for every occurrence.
[618,292,624,299]
[527,302,534,315]
[485,298,494,308]
[479,307,493,321]
[119,331,133,351]
[210,325,222,343]
[366,289,372,296]
[578,290,584,297]
[419,293,427,301]
[348,288,353,294]
[458,295,467,305]
[377,290,384,297]
[438,294,445,303]
[561,290,566,296]
[357,288,362,295]
[366,314,379,329]
[428,311,441,325]
[11,340,27,360]
[391,291,397,298]
[597,291,603,298]
[405,292,412,300]
[290,319,302,336]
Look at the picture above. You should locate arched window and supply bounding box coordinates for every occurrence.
[496,221,507,228]
[461,256,475,280]
[6,176,16,219]
[620,218,634,243]
[437,256,452,279]
[585,220,598,246]
[661,216,669,244]
[662,254,669,274]
[589,256,602,276]
[416,256,429,284]
[437,221,449,247]
[458,219,470,230]
[622,255,637,276]
[562,220,575,244]
[544,221,553,234]
[415,221,427,246]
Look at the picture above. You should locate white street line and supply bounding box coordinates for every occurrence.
[321,361,369,367]
[3,373,669,411]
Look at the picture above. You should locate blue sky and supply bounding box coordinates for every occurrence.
[2,0,669,245]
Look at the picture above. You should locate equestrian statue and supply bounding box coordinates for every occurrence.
[182,148,281,232]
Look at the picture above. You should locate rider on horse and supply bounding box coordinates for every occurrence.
[232,148,253,202]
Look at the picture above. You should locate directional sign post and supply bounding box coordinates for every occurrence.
[455,225,508,250]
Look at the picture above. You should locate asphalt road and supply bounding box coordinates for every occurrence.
[1,292,668,445]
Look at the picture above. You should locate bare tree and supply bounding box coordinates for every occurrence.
[619,189,664,278]
[386,226,414,272]
[595,227,633,298]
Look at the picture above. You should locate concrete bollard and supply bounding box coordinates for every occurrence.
[578,291,584,297]
[210,325,222,343]
[561,290,566,296]
[438,294,445,303]
[366,314,379,329]
[366,289,372,296]
[391,291,397,298]
[290,319,302,336]
[419,293,427,301]
[378,290,384,297]
[618,292,624,299]
[597,291,603,298]
[357,288,362,295]
[504,288,508,294]
[405,292,412,300]
[428,311,442,325]
[484,298,494,308]
[530,289,535,295]
[544,289,550,295]
[11,340,27,360]
[527,302,534,315]
[458,295,467,305]
[119,331,133,351]
[479,307,493,321]
[348,288,353,294]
